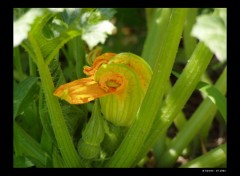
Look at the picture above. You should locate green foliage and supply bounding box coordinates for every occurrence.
[14,156,34,168]
[191,8,226,62]
[14,122,50,167]
[14,76,39,119]
[172,70,227,123]
[197,81,226,122]
[14,8,44,47]
[13,8,226,168]
[157,68,226,167]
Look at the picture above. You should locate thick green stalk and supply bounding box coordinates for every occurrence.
[166,80,187,131]
[183,8,198,59]
[135,42,213,166]
[145,8,156,30]
[180,144,226,168]
[153,81,187,162]
[28,34,83,167]
[104,8,188,168]
[73,36,86,78]
[158,67,226,167]
[142,8,171,68]
[174,111,188,131]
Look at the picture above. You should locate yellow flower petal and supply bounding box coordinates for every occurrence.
[53,77,114,104]
[83,53,116,76]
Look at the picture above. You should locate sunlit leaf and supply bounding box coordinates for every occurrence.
[82,20,116,50]
[14,8,44,47]
[191,8,226,62]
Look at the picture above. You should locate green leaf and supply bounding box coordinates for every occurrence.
[97,8,117,20]
[28,33,83,167]
[197,81,226,123]
[17,106,42,141]
[20,10,82,65]
[62,105,84,136]
[39,100,56,146]
[14,8,30,20]
[40,129,54,155]
[82,20,116,50]
[14,122,50,167]
[215,8,226,26]
[58,8,82,27]
[29,12,81,65]
[14,8,82,48]
[80,8,116,26]
[14,76,39,119]
[14,8,45,47]
[14,156,34,168]
[52,147,65,168]
[80,8,116,50]
[191,9,226,62]
[20,8,116,65]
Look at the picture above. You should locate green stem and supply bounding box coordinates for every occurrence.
[14,47,25,81]
[183,8,198,59]
[142,8,172,68]
[174,111,188,130]
[73,36,86,78]
[145,8,155,30]
[104,8,188,168]
[61,47,73,68]
[28,34,83,168]
[180,143,226,168]
[135,42,213,166]
[166,80,187,131]
[28,55,37,76]
[158,67,226,167]
[153,133,167,164]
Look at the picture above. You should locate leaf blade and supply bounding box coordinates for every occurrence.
[191,8,226,62]
[14,76,39,119]
[197,81,226,123]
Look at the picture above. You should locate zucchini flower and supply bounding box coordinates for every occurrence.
[54,52,152,126]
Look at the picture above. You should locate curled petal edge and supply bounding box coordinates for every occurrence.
[83,53,116,76]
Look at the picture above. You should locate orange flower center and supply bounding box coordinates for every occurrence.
[99,73,124,93]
